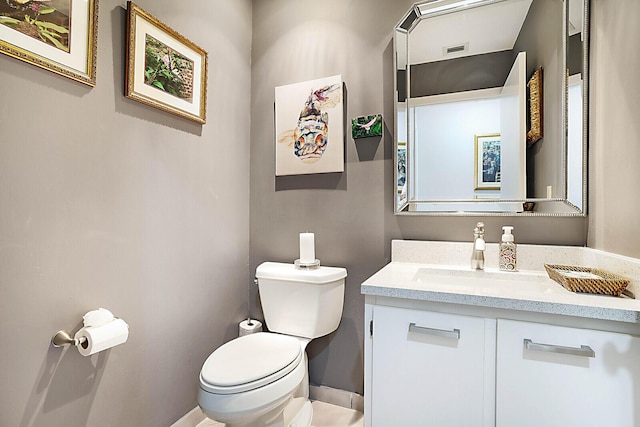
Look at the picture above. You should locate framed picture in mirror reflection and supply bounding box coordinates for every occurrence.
[474,133,501,190]
[397,141,406,193]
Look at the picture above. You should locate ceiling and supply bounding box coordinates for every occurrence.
[408,0,534,64]
[568,0,584,37]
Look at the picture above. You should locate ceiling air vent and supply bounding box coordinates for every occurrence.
[443,42,469,56]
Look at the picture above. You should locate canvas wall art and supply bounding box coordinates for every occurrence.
[275,75,344,176]
[352,114,382,139]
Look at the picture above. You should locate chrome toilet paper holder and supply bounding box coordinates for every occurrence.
[51,330,87,348]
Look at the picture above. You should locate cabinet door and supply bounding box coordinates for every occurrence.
[497,319,640,427]
[370,305,495,426]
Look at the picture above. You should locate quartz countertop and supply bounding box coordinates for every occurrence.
[361,262,640,323]
[361,241,640,324]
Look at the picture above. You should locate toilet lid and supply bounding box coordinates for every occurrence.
[200,332,302,394]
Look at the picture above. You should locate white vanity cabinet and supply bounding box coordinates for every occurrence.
[362,242,640,426]
[496,319,640,427]
[365,301,640,427]
[366,304,496,426]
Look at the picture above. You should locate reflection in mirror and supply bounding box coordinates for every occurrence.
[567,0,585,212]
[394,0,589,216]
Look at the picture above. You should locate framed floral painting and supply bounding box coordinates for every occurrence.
[0,0,99,85]
[125,2,207,124]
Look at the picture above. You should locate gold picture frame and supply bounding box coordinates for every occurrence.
[125,2,207,124]
[474,133,501,191]
[0,0,99,86]
[527,67,543,146]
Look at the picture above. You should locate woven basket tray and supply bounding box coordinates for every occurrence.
[544,264,630,296]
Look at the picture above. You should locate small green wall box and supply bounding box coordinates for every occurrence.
[351,114,382,139]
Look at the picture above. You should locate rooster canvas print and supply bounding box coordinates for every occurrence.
[275,75,344,176]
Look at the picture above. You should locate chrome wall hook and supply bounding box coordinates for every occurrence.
[51,330,87,348]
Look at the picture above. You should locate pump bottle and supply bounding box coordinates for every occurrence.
[499,226,517,271]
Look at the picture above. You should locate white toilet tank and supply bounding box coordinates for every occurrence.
[255,262,347,339]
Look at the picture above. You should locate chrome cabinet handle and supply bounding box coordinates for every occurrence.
[409,323,460,339]
[524,339,595,358]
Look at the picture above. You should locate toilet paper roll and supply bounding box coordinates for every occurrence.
[74,318,129,356]
[239,319,262,337]
[82,307,115,327]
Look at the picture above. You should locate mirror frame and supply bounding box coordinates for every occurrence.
[394,0,589,217]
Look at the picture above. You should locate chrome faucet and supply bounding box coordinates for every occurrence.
[471,222,486,270]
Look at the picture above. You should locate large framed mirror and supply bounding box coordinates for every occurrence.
[394,0,589,216]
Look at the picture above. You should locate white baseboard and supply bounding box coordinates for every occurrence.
[309,385,364,413]
[171,406,206,427]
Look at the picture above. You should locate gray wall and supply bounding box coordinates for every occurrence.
[249,0,417,395]
[250,0,587,396]
[409,50,514,97]
[0,1,251,426]
[568,34,584,76]
[2,0,638,423]
[513,0,564,199]
[588,0,640,259]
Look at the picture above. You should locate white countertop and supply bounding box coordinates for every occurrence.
[361,240,640,324]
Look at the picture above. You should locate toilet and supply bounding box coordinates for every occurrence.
[198,261,347,427]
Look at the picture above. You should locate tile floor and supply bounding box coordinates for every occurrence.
[196,400,363,427]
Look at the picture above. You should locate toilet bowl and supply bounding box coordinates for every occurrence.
[198,332,310,426]
[198,262,347,427]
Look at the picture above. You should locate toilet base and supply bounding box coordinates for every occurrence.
[214,398,312,427]
[282,398,313,427]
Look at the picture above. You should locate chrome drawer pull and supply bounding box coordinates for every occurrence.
[409,323,460,339]
[524,339,595,358]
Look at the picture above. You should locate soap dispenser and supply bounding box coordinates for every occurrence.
[499,226,517,271]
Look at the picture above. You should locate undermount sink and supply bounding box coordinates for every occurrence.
[411,266,559,295]
[413,266,549,282]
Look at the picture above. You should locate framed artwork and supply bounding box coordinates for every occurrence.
[527,67,543,146]
[0,0,98,86]
[352,114,382,139]
[275,75,344,176]
[125,2,207,124]
[474,133,501,190]
[397,141,406,192]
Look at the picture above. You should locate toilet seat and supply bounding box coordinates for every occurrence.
[200,332,303,395]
